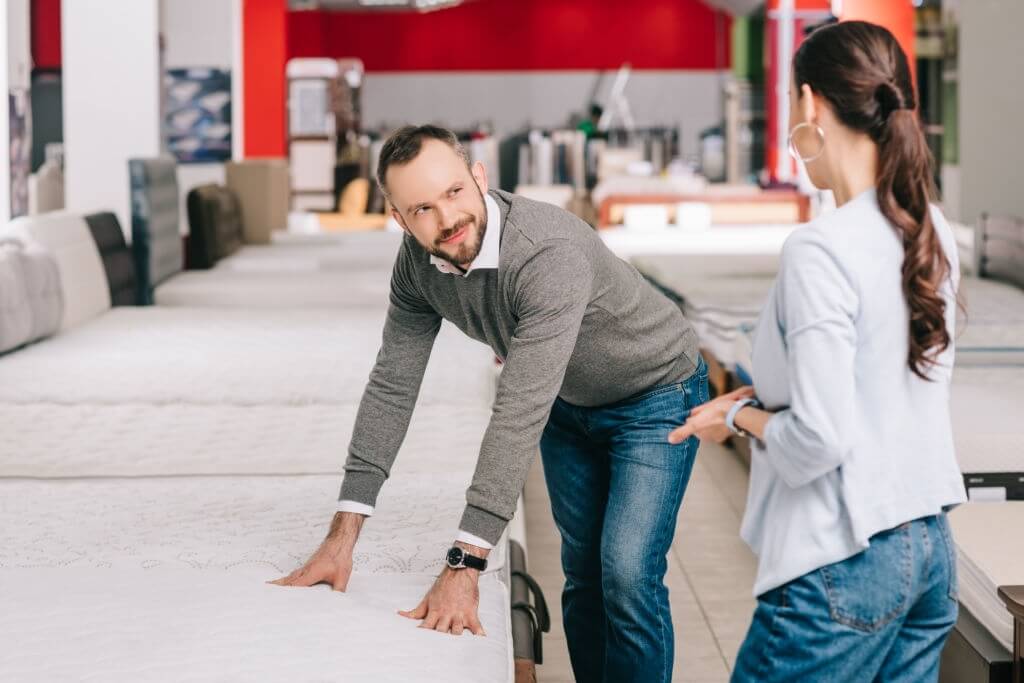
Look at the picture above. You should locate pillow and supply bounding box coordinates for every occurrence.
[5,212,109,330]
[0,239,63,354]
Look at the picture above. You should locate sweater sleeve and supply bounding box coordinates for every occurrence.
[761,231,860,489]
[458,240,593,544]
[338,243,442,507]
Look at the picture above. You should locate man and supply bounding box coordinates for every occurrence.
[273,125,707,682]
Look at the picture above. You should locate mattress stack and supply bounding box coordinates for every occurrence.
[0,207,517,680]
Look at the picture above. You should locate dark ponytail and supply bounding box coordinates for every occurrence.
[794,21,951,379]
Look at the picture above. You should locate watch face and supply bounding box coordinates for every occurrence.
[446,547,464,567]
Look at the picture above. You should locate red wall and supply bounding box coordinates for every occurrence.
[840,0,916,82]
[244,0,288,157]
[31,0,62,70]
[288,0,730,71]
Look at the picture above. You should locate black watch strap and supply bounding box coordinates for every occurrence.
[462,552,488,571]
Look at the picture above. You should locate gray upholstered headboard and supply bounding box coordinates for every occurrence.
[976,214,1024,291]
[129,157,182,305]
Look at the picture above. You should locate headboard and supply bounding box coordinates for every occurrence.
[185,184,244,269]
[976,213,1024,291]
[129,157,183,305]
[225,159,289,245]
[4,211,110,330]
[84,212,137,306]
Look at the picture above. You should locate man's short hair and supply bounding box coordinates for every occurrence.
[376,125,471,197]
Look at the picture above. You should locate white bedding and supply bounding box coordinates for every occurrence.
[0,568,512,682]
[0,307,497,407]
[0,403,494,478]
[948,501,1024,653]
[154,268,394,308]
[0,472,507,576]
[950,367,1024,474]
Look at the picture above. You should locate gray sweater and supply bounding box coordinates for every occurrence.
[340,190,700,544]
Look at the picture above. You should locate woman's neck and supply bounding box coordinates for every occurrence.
[824,130,879,207]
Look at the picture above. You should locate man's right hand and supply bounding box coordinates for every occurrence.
[269,511,365,592]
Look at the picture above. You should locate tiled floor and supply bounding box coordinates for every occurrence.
[523,441,757,683]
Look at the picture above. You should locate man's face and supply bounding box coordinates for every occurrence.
[386,139,489,268]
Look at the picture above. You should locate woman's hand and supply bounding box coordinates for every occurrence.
[668,386,756,445]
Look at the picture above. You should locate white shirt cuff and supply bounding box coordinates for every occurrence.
[336,500,375,516]
[456,530,494,550]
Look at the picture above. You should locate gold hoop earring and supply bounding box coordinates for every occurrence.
[788,122,826,163]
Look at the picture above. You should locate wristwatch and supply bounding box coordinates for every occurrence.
[726,397,763,437]
[446,546,488,572]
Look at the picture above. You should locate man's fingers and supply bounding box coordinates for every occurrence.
[268,568,303,586]
[434,615,453,633]
[331,574,349,592]
[398,599,428,620]
[451,619,465,636]
[419,612,441,631]
[467,616,486,637]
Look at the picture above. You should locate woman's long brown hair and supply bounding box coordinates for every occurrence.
[794,21,951,379]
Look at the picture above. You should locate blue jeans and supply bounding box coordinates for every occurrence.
[541,358,708,683]
[732,514,959,683]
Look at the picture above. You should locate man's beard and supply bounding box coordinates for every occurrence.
[425,185,487,268]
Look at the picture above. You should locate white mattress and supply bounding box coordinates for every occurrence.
[602,225,794,260]
[223,232,404,273]
[0,472,506,576]
[632,253,776,366]
[0,307,497,407]
[948,501,1024,653]
[950,366,1024,474]
[0,403,493,478]
[0,568,512,682]
[154,268,395,308]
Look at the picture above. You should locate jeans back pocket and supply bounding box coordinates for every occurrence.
[935,514,959,601]
[818,523,914,633]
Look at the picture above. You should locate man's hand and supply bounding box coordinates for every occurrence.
[399,543,488,636]
[269,511,365,591]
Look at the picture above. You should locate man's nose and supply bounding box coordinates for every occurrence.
[435,201,459,230]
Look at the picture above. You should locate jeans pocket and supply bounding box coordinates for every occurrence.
[935,514,959,601]
[818,523,914,633]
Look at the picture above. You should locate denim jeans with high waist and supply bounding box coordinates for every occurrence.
[732,514,959,683]
[540,358,708,683]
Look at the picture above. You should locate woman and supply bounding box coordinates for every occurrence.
[669,21,965,682]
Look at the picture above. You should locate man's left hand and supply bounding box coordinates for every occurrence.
[399,548,487,636]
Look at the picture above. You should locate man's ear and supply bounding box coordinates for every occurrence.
[471,161,488,195]
[391,208,411,236]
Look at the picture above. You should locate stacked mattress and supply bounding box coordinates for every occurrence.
[948,502,1024,653]
[0,202,517,679]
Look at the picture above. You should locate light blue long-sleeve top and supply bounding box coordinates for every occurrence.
[744,188,967,597]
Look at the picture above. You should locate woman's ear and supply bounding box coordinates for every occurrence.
[800,83,819,126]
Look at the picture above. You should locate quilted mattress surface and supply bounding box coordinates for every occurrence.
[0,307,497,407]
[0,471,507,576]
[948,501,1024,653]
[0,568,512,682]
[949,366,1024,474]
[154,267,394,308]
[0,402,493,478]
